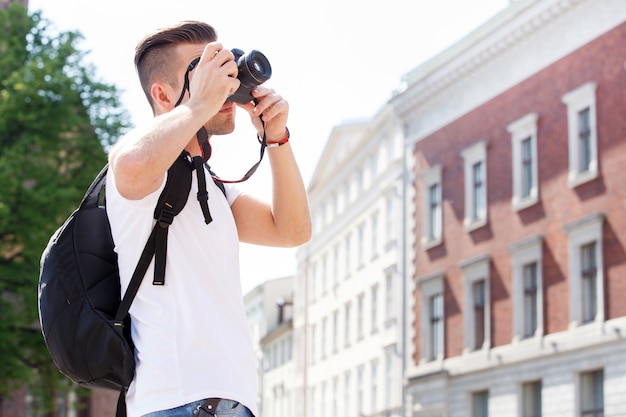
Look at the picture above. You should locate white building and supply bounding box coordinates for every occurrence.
[291,106,407,417]
[244,276,295,415]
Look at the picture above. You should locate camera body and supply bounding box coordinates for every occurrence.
[229,48,272,104]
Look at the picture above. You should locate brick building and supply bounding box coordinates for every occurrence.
[0,0,27,9]
[393,0,626,416]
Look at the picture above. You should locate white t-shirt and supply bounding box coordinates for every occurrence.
[106,164,258,417]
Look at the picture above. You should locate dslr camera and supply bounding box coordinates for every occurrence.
[229,48,272,104]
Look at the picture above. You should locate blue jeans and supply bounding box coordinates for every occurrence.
[142,399,252,417]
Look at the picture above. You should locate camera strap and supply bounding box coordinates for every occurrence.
[195,124,267,185]
[176,57,267,185]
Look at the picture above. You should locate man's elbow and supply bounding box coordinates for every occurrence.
[283,222,312,247]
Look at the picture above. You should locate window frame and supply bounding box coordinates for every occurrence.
[562,81,599,188]
[564,213,605,328]
[508,113,540,211]
[417,273,445,363]
[471,390,489,417]
[509,235,544,342]
[420,164,443,249]
[579,369,604,417]
[461,255,491,352]
[521,380,542,417]
[461,141,488,231]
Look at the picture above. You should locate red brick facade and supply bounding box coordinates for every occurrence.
[0,0,28,10]
[0,387,118,417]
[411,22,626,362]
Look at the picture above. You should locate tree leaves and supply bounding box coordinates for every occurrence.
[0,3,131,411]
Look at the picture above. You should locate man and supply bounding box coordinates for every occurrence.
[106,21,311,417]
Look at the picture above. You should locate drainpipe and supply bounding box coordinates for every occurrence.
[401,123,410,417]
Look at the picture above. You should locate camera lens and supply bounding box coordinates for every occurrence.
[240,50,272,87]
[229,48,272,104]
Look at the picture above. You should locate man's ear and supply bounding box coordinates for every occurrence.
[151,82,176,113]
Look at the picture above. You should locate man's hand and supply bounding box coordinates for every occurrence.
[186,42,241,119]
[238,87,289,142]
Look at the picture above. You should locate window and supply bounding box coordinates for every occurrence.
[580,369,603,417]
[523,263,539,337]
[371,284,379,334]
[417,273,444,362]
[420,165,443,248]
[371,211,379,259]
[508,113,539,210]
[462,256,491,352]
[564,213,605,327]
[310,386,316,417]
[332,376,339,417]
[370,359,379,413]
[384,268,397,325]
[509,236,544,341]
[462,141,488,231]
[562,82,598,188]
[385,192,396,248]
[522,381,542,417]
[321,317,327,359]
[333,243,340,285]
[332,310,339,353]
[581,242,598,323]
[472,163,486,220]
[430,293,444,359]
[472,390,489,417]
[308,262,317,303]
[344,301,351,347]
[344,370,351,417]
[357,293,365,340]
[357,365,364,416]
[321,252,328,295]
[310,323,317,364]
[344,232,352,278]
[473,280,486,350]
[384,346,395,408]
[357,221,366,268]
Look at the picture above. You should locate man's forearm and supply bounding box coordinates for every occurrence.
[267,142,312,246]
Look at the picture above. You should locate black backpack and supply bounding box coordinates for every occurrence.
[38,154,223,416]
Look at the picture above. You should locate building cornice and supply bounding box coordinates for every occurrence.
[392,0,586,118]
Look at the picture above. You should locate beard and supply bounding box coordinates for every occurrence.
[202,104,237,136]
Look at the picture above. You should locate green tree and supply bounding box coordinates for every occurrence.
[0,3,130,411]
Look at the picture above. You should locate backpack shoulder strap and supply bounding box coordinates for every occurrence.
[152,155,193,285]
[115,154,193,318]
[80,164,109,210]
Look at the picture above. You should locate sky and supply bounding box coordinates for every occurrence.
[28,0,509,293]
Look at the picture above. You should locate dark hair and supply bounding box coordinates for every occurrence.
[134,21,217,110]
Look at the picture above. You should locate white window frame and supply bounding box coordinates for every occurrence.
[420,164,443,249]
[370,359,379,413]
[371,210,379,260]
[508,113,539,211]
[417,273,445,363]
[321,316,327,359]
[520,380,542,417]
[371,284,379,334]
[462,255,491,352]
[357,293,365,340]
[344,301,352,347]
[562,81,598,188]
[471,390,489,417]
[384,266,398,326]
[357,221,366,269]
[578,368,604,417]
[564,213,605,328]
[509,235,544,342]
[461,141,488,231]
